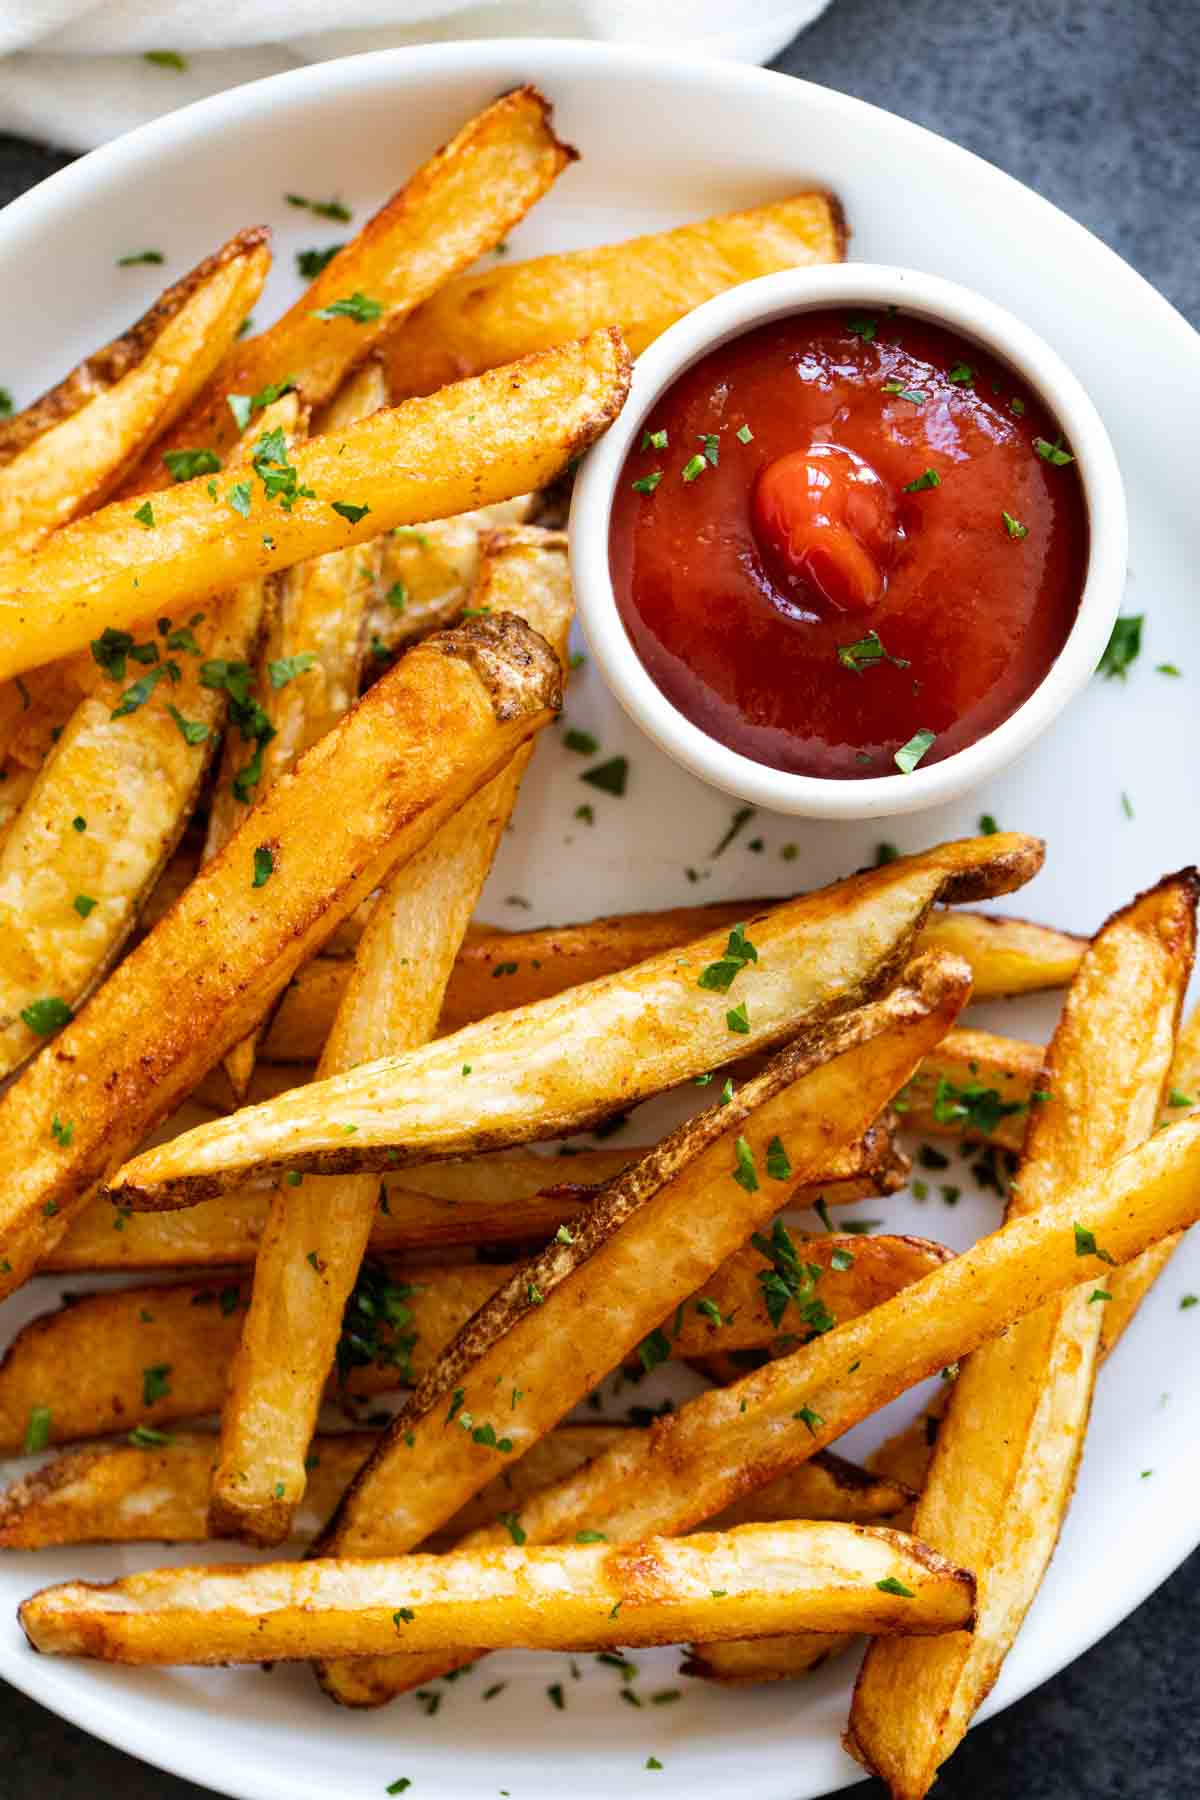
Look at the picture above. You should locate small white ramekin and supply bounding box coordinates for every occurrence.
[569,264,1127,820]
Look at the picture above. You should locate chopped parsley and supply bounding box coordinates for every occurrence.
[894,728,935,773]
[498,1512,526,1544]
[1168,1090,1195,1109]
[713,806,755,855]
[141,1363,172,1405]
[793,1404,824,1434]
[336,1258,417,1385]
[979,812,999,835]
[91,625,159,681]
[640,428,669,451]
[1089,1289,1112,1305]
[694,1298,725,1328]
[837,628,910,674]
[932,1075,1026,1137]
[118,250,165,266]
[72,894,97,919]
[1098,614,1143,680]
[1002,510,1029,540]
[385,582,407,612]
[876,1576,915,1597]
[312,291,383,323]
[332,500,371,524]
[846,315,877,342]
[830,1245,855,1272]
[581,756,628,797]
[163,448,221,482]
[902,468,941,493]
[564,727,599,755]
[751,1218,835,1336]
[296,245,344,280]
[168,706,209,745]
[286,193,352,222]
[267,652,318,690]
[547,1683,566,1710]
[129,1425,174,1447]
[23,1406,52,1454]
[698,433,719,467]
[0,389,11,417]
[632,472,663,495]
[1034,435,1075,466]
[725,999,750,1034]
[765,1135,792,1181]
[875,842,900,864]
[948,363,973,385]
[50,1115,74,1146]
[20,997,72,1036]
[732,1137,759,1193]
[252,846,274,888]
[882,381,926,404]
[393,1608,415,1627]
[697,922,758,993]
[1074,1222,1116,1266]
[227,479,253,517]
[736,423,754,443]
[111,660,178,719]
[144,50,186,70]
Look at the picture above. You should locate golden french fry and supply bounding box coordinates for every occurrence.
[262,906,1076,1061]
[683,1633,854,1684]
[0,229,270,548]
[0,396,300,1083]
[383,194,845,399]
[847,873,1197,1800]
[109,835,1042,1207]
[0,330,630,682]
[47,1128,901,1272]
[20,1518,974,1666]
[211,527,576,1543]
[0,616,560,1297]
[0,1231,948,1456]
[0,762,34,845]
[133,87,575,479]
[313,957,969,1703]
[366,499,536,656]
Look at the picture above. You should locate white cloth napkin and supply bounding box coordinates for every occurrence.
[0,2,830,150]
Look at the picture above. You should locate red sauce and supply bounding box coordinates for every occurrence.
[609,309,1088,778]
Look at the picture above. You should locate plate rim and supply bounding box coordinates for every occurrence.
[2,34,1198,1800]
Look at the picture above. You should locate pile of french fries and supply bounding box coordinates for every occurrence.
[0,83,1196,1799]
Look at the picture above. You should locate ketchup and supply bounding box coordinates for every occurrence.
[609,310,1088,779]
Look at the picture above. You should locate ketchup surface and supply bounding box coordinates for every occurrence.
[609,310,1088,778]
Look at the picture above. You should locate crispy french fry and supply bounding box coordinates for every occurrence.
[0,1232,948,1455]
[212,528,575,1542]
[20,1518,974,1666]
[847,873,1197,1800]
[0,762,34,844]
[899,1027,1041,1152]
[490,1118,1200,1550]
[109,835,1042,1207]
[263,906,1077,1060]
[311,951,970,1685]
[0,615,560,1297]
[0,1431,914,1559]
[48,1128,900,1272]
[383,194,845,399]
[0,330,630,681]
[366,499,536,656]
[683,1632,854,1684]
[0,396,300,1083]
[133,87,575,480]
[0,230,270,547]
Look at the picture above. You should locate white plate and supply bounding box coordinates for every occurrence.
[2,38,1199,1800]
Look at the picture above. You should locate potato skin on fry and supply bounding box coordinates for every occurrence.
[19,1520,974,1666]
[0,330,631,681]
[0,615,560,1298]
[108,835,1042,1206]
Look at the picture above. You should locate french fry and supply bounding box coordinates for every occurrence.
[211,528,575,1542]
[313,953,969,1623]
[263,906,1078,1061]
[488,1118,1200,1550]
[21,1519,973,1667]
[898,1027,1041,1152]
[0,1426,908,1554]
[0,330,630,681]
[47,1128,901,1272]
[0,396,300,1082]
[0,762,34,844]
[366,499,536,657]
[206,365,383,1101]
[683,1632,854,1684]
[847,873,1197,1799]
[0,229,270,547]
[0,1232,948,1455]
[109,835,1042,1207]
[0,615,560,1297]
[132,87,575,479]
[383,194,846,399]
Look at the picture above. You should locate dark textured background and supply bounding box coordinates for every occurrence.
[1,1,1197,1795]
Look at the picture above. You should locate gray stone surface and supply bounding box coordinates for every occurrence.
[0,2,1197,1795]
